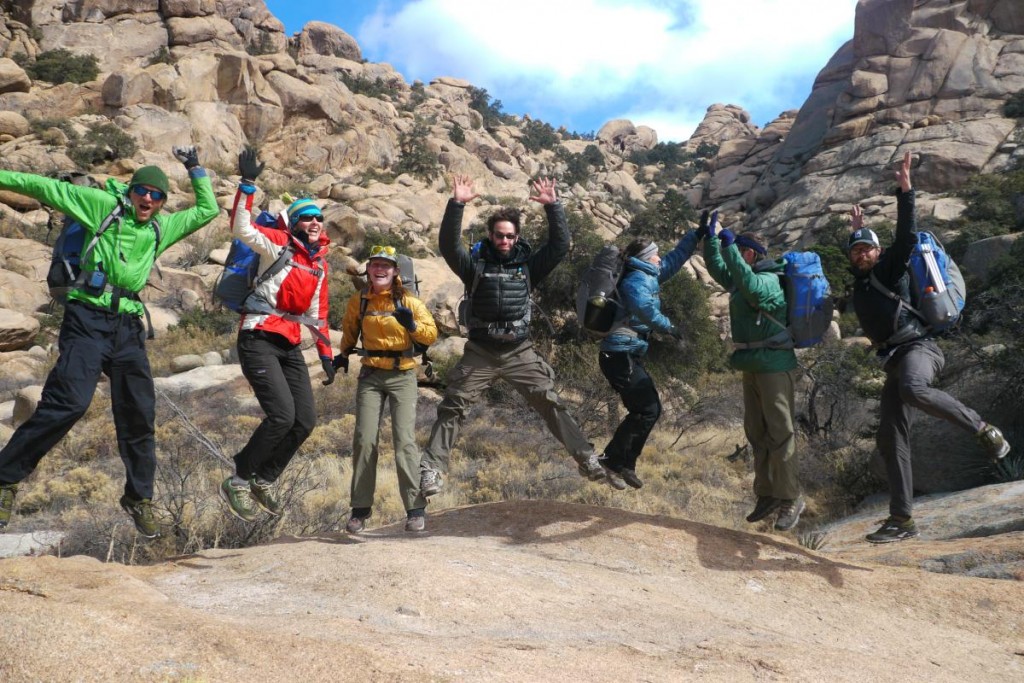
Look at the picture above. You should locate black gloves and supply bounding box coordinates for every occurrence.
[321,357,337,386]
[394,305,416,332]
[238,146,265,183]
[172,145,200,170]
[332,354,350,374]
[697,210,710,241]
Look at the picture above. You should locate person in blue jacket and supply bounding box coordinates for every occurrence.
[597,228,699,489]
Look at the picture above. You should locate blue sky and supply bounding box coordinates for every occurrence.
[262,0,857,142]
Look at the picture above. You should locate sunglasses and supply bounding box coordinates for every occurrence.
[295,214,323,224]
[369,245,397,257]
[131,185,166,202]
[492,232,517,242]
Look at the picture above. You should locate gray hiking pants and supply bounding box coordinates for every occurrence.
[878,340,983,518]
[420,339,595,474]
[742,369,799,501]
[351,367,426,512]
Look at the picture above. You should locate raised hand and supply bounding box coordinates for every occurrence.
[238,146,265,182]
[393,305,416,332]
[172,145,199,170]
[895,150,912,192]
[452,174,480,204]
[529,177,558,205]
[850,204,864,231]
[718,228,736,247]
[707,210,719,240]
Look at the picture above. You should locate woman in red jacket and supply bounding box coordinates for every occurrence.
[219,148,335,522]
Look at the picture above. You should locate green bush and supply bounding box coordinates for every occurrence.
[14,49,99,84]
[467,86,513,130]
[395,116,440,181]
[1004,91,1024,119]
[448,122,466,145]
[625,189,697,243]
[405,80,427,112]
[554,144,602,188]
[521,119,559,153]
[339,73,391,99]
[67,121,137,169]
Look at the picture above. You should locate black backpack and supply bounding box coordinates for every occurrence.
[576,244,628,336]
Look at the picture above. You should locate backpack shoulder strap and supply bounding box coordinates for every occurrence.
[468,257,486,297]
[868,270,926,323]
[254,243,295,288]
[77,203,125,274]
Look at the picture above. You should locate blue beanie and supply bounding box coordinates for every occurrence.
[735,234,767,255]
[286,198,321,226]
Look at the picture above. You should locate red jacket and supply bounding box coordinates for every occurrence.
[230,189,332,358]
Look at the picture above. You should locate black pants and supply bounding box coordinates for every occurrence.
[0,302,156,499]
[878,340,982,518]
[599,350,661,470]
[234,331,316,482]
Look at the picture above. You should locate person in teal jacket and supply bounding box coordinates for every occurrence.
[702,210,804,531]
[0,147,220,537]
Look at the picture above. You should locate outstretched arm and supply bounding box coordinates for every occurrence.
[850,204,863,231]
[895,150,912,193]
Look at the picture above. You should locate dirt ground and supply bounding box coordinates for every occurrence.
[1,500,1022,682]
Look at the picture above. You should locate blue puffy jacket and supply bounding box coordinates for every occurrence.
[600,231,699,356]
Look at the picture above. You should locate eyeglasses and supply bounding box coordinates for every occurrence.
[131,185,166,202]
[369,245,397,257]
[296,214,323,224]
[492,232,517,242]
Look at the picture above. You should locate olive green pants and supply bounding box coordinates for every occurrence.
[351,368,425,512]
[421,339,595,474]
[742,369,799,500]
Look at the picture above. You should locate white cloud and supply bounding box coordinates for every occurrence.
[358,0,856,141]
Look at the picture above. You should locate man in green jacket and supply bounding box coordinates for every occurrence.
[702,211,804,531]
[0,147,220,537]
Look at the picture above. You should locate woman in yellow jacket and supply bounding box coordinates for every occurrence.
[337,246,438,533]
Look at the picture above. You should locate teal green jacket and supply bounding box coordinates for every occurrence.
[703,237,797,374]
[0,168,219,316]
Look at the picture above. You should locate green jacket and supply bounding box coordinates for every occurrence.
[703,237,797,374]
[0,169,219,316]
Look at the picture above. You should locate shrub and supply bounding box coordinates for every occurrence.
[448,122,466,145]
[246,32,276,57]
[394,116,441,181]
[625,189,697,243]
[554,144,602,188]
[67,121,138,169]
[405,80,426,112]
[15,49,100,84]
[521,119,559,153]
[1004,91,1024,119]
[339,73,391,99]
[467,86,512,129]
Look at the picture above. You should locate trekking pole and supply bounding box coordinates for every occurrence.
[155,387,233,467]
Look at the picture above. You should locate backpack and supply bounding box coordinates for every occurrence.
[356,253,433,377]
[737,251,833,350]
[870,230,965,333]
[213,210,293,312]
[47,205,127,303]
[575,244,628,337]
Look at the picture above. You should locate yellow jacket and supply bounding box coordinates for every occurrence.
[340,287,438,371]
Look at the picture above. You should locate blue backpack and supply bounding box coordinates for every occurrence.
[871,231,965,333]
[739,251,833,349]
[213,210,293,312]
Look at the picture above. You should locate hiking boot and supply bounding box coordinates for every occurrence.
[420,467,443,497]
[597,456,626,490]
[577,453,607,482]
[219,477,258,522]
[119,495,159,538]
[0,483,18,529]
[405,515,426,533]
[745,496,781,523]
[866,516,919,544]
[774,497,805,531]
[977,423,1010,460]
[346,515,367,534]
[620,468,643,490]
[249,477,282,517]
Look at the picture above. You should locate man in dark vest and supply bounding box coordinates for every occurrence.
[848,151,1009,543]
[418,175,606,508]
